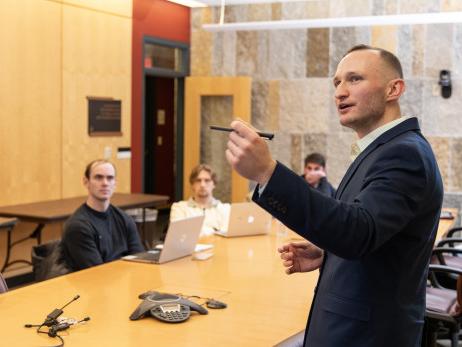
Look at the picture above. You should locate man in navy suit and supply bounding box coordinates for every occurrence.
[225,45,443,346]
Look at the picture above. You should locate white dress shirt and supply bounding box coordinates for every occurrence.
[170,197,231,236]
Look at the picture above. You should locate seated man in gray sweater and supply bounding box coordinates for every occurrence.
[60,160,143,271]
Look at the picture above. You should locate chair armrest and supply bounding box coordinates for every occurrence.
[432,247,462,266]
[447,227,462,238]
[437,238,462,248]
[429,264,462,276]
[433,247,462,256]
[428,264,462,290]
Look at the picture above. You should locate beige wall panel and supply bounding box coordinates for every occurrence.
[184,77,252,202]
[0,0,62,205]
[371,26,398,53]
[62,0,131,17]
[61,3,132,198]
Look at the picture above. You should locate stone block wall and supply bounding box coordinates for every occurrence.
[192,0,462,210]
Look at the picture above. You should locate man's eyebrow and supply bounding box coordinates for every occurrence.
[333,71,361,82]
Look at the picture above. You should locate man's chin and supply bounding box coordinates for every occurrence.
[339,116,356,129]
[95,195,112,202]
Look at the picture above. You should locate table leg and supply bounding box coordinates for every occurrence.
[30,224,44,244]
[1,227,13,273]
[1,223,44,272]
[142,208,149,249]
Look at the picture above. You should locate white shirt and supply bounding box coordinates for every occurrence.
[170,198,231,237]
[350,116,412,161]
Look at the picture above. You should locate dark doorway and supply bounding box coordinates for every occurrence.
[144,76,175,200]
[141,36,188,202]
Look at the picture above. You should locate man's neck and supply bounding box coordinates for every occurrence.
[356,105,401,139]
[357,115,401,139]
[86,197,110,212]
[193,196,213,208]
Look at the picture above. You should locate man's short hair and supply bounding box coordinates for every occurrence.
[189,164,217,185]
[345,44,403,79]
[304,153,326,168]
[84,159,116,179]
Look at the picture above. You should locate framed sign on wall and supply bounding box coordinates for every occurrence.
[88,97,122,136]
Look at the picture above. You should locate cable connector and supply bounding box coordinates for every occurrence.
[48,322,71,337]
[44,309,63,327]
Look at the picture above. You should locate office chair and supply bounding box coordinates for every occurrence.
[0,272,8,293]
[424,264,462,347]
[431,229,462,289]
[436,226,462,255]
[31,240,69,281]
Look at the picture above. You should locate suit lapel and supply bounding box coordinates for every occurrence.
[335,118,421,200]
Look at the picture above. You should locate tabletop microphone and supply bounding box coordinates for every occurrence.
[60,295,80,310]
[44,295,80,327]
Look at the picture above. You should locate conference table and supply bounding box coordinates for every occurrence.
[0,193,169,272]
[0,209,458,346]
[0,227,315,346]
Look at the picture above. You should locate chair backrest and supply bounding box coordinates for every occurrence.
[424,265,462,347]
[0,272,8,293]
[31,240,70,281]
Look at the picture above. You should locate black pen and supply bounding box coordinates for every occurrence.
[210,125,274,140]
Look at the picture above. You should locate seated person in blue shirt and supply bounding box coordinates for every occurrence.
[302,152,336,198]
[60,159,144,271]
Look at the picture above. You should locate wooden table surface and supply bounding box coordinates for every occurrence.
[0,193,169,223]
[0,226,315,347]
[2,208,455,346]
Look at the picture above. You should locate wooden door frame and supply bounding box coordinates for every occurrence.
[184,76,252,202]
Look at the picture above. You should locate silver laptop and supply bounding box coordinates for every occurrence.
[215,202,272,237]
[123,215,204,264]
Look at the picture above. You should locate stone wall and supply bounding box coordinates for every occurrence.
[191,0,462,211]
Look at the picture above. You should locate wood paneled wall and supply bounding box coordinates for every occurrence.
[61,1,132,197]
[0,0,132,205]
[0,0,62,205]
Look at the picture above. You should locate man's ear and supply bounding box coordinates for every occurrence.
[386,79,405,101]
[83,176,89,188]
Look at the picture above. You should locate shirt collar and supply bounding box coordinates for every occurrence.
[350,116,412,161]
[187,197,219,208]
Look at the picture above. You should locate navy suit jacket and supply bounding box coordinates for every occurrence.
[254,118,443,347]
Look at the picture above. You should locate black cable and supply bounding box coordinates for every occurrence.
[55,335,65,347]
[175,293,208,307]
[37,330,64,347]
[174,292,227,309]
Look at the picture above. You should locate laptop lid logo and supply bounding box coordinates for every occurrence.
[247,215,255,224]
